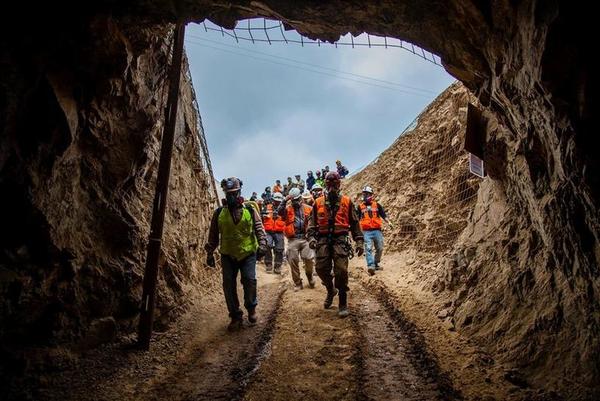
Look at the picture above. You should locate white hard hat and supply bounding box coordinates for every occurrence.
[362,185,374,194]
[273,192,284,202]
[289,187,302,200]
[302,191,313,200]
[312,183,323,191]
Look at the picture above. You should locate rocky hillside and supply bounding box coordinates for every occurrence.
[0,18,219,389]
[344,82,478,256]
[346,80,599,397]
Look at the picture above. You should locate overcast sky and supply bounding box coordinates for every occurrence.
[185,20,454,198]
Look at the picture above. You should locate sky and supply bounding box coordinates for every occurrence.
[185,20,455,198]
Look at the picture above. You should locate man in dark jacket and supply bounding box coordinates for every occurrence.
[336,160,349,178]
[306,171,315,190]
[205,177,268,331]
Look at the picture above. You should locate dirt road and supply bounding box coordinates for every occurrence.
[37,261,467,401]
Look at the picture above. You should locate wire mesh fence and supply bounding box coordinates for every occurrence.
[344,85,481,254]
[195,18,442,66]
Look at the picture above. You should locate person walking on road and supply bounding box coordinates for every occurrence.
[336,160,349,178]
[314,170,324,188]
[205,177,268,331]
[358,186,393,275]
[302,191,314,207]
[262,192,286,274]
[261,186,273,204]
[306,170,315,190]
[307,172,364,317]
[283,177,293,195]
[294,174,305,192]
[278,187,315,291]
[310,182,324,200]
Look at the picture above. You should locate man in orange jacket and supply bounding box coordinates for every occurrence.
[277,187,315,291]
[357,186,393,275]
[307,172,364,317]
[262,192,286,274]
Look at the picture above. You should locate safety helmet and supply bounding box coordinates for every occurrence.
[302,191,313,200]
[272,192,284,202]
[257,198,264,204]
[221,177,242,193]
[289,187,302,200]
[311,183,323,191]
[336,160,341,164]
[325,171,341,190]
[362,185,374,194]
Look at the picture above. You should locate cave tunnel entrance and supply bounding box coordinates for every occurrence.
[136,17,475,347]
[1,2,597,400]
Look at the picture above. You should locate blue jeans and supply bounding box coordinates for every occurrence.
[221,253,258,319]
[364,230,384,267]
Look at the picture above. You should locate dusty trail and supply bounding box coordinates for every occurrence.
[351,285,457,401]
[243,272,458,401]
[38,263,459,401]
[40,271,284,401]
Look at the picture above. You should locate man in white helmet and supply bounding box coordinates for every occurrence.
[262,192,286,274]
[310,182,324,200]
[357,185,393,275]
[277,187,315,291]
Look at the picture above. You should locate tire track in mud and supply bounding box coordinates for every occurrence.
[141,281,287,401]
[243,274,460,401]
[352,275,462,401]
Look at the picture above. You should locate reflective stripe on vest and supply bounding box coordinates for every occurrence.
[262,204,275,232]
[218,207,258,261]
[284,204,312,238]
[315,195,351,235]
[359,201,383,230]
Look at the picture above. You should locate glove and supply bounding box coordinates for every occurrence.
[308,239,317,249]
[256,246,267,260]
[355,243,364,257]
[206,253,216,268]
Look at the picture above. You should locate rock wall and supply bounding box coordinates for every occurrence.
[345,81,598,398]
[344,82,478,256]
[0,17,218,386]
[1,0,598,399]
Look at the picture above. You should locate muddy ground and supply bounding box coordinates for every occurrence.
[31,255,554,401]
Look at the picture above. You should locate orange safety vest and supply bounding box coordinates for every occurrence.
[315,195,351,235]
[273,184,283,193]
[262,204,275,232]
[284,204,312,238]
[359,201,383,230]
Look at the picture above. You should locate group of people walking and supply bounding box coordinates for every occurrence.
[248,159,350,205]
[205,166,392,331]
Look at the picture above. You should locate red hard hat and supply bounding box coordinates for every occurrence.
[325,171,341,189]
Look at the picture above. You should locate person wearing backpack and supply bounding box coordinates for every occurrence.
[205,177,268,331]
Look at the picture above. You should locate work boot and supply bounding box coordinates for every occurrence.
[324,287,338,309]
[227,318,243,332]
[338,291,349,318]
[375,263,383,271]
[248,308,258,324]
[294,282,303,292]
[273,267,282,275]
[266,265,273,274]
[308,278,316,288]
[367,267,376,276]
